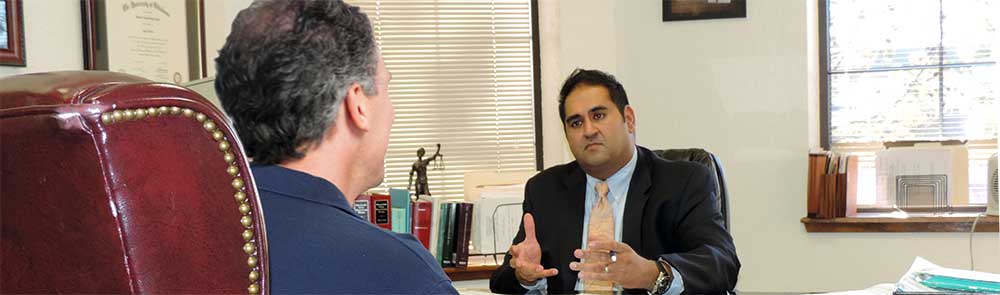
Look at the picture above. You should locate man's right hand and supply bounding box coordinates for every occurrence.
[508,213,558,286]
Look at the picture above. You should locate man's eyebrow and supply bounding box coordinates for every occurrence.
[565,114,582,123]
[590,106,609,113]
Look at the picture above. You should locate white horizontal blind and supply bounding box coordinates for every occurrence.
[352,0,537,199]
[827,0,997,144]
[826,0,998,207]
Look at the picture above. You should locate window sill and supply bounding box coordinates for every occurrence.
[801,213,999,233]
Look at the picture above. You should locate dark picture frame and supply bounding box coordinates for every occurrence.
[1,0,25,66]
[663,0,746,22]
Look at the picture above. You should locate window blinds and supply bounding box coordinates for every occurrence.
[827,0,997,144]
[352,0,537,199]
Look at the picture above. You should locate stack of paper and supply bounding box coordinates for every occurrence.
[896,257,1000,294]
[470,184,524,255]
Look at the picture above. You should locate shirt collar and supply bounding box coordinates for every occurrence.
[250,164,354,212]
[585,146,638,202]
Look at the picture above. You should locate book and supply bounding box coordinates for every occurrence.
[353,194,371,221]
[424,194,455,261]
[435,202,451,266]
[370,193,392,231]
[410,200,433,249]
[807,152,829,218]
[389,188,411,234]
[441,202,458,267]
[822,154,839,219]
[411,200,432,247]
[452,202,474,268]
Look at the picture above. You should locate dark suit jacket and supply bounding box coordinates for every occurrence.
[490,146,739,294]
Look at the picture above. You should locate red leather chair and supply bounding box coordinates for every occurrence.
[0,71,269,294]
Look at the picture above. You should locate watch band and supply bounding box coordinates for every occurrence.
[648,258,672,295]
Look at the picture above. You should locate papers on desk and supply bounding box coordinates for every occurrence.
[895,257,1000,294]
[470,184,524,255]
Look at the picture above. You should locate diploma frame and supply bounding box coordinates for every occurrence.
[82,0,207,82]
[0,0,25,66]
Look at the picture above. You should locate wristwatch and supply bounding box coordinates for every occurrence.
[647,257,673,295]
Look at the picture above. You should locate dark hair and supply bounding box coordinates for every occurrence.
[215,0,377,165]
[558,68,629,123]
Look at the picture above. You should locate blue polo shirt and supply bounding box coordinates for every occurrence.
[252,165,457,294]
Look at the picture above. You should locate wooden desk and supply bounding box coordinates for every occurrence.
[445,264,499,281]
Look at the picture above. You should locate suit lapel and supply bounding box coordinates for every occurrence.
[562,164,586,247]
[623,147,651,254]
[560,164,586,291]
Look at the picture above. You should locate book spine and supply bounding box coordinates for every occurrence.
[435,202,450,265]
[442,202,457,267]
[807,154,825,218]
[372,194,392,231]
[453,203,474,268]
[410,201,432,249]
[353,194,371,222]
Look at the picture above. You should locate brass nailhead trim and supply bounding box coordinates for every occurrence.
[235,191,247,203]
[98,106,261,294]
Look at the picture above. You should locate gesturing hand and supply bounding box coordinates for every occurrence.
[569,239,660,290]
[508,213,558,285]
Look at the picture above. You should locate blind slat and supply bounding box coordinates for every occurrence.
[352,0,537,199]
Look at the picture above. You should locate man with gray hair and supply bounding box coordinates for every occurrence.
[215,1,457,293]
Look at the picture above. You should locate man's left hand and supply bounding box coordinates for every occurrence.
[568,239,660,290]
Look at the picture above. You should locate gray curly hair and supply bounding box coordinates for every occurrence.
[215,0,378,165]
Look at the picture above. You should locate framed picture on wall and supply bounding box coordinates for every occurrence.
[663,0,746,22]
[81,0,207,83]
[1,0,25,66]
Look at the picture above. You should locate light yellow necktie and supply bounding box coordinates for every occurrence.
[583,181,614,294]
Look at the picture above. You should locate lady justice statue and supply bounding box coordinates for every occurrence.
[407,143,442,196]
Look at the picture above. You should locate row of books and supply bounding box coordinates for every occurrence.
[807,151,859,219]
[353,189,476,268]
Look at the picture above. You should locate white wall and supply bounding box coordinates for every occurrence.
[202,0,254,77]
[0,1,83,77]
[549,0,1000,292]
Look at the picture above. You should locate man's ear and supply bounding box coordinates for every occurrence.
[343,83,370,131]
[624,105,636,134]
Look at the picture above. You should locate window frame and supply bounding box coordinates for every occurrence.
[811,0,998,232]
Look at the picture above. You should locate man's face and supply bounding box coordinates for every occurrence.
[366,55,394,188]
[562,84,635,179]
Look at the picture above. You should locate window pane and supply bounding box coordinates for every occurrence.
[941,66,998,141]
[829,0,941,72]
[830,69,943,143]
[942,0,995,65]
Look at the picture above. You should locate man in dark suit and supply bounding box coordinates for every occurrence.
[490,69,739,294]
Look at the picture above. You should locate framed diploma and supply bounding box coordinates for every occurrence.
[1,0,25,66]
[82,0,206,83]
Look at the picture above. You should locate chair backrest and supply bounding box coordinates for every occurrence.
[652,148,730,231]
[0,71,269,294]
